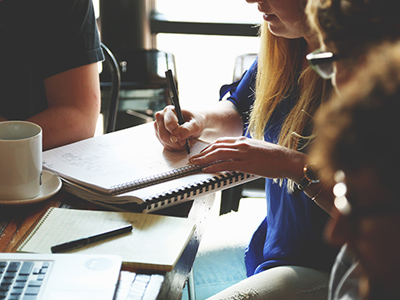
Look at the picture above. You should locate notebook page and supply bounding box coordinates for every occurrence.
[18,207,196,271]
[43,122,209,193]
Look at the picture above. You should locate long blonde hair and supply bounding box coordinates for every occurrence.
[248,23,331,191]
[249,22,331,150]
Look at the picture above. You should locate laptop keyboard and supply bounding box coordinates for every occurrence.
[1,260,165,300]
[0,260,51,300]
[115,271,164,300]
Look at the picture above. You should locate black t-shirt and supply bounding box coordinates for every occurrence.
[0,0,103,120]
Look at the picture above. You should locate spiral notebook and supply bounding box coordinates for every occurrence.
[43,122,259,212]
[17,207,196,271]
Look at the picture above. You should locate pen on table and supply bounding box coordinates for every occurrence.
[50,224,133,253]
[165,69,190,154]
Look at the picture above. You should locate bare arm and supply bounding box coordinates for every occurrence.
[27,63,101,150]
[304,180,336,216]
[189,135,337,216]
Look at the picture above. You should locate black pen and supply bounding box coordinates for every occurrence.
[165,69,190,154]
[50,224,133,253]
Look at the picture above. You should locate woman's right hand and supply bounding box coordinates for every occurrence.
[154,105,205,151]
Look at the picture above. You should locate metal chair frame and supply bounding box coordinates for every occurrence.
[100,43,121,133]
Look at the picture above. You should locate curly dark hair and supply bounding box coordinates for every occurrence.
[307,0,400,60]
[311,42,400,190]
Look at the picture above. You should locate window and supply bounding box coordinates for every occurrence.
[153,0,261,106]
[154,0,259,23]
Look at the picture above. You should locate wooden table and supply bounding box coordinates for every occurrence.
[0,190,216,300]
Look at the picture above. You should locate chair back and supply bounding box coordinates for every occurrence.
[109,49,176,130]
[100,43,121,133]
[233,53,257,81]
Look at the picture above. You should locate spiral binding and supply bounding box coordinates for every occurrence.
[17,207,55,251]
[109,162,219,195]
[144,171,252,211]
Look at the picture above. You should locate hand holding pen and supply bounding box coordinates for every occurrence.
[165,70,190,154]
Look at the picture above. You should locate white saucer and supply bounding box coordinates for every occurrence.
[0,170,62,205]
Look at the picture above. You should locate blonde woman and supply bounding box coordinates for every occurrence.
[155,0,337,298]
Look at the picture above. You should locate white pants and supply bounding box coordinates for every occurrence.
[206,265,330,300]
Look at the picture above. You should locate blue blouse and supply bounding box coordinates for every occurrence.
[221,58,337,277]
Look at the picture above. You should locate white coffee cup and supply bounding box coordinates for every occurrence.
[0,121,42,200]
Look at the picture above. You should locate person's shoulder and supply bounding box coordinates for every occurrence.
[39,0,91,16]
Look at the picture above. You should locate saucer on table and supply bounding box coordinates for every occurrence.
[0,170,62,205]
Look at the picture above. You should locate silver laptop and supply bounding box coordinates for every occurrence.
[0,253,122,300]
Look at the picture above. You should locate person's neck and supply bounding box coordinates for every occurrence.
[304,32,320,53]
[302,33,319,70]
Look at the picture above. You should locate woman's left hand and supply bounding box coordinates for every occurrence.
[189,136,306,180]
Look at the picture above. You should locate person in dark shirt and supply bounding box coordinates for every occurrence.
[0,0,104,150]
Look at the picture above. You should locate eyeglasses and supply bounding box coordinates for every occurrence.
[333,171,400,220]
[306,49,341,80]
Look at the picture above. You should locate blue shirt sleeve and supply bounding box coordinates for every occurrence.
[219,58,258,123]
